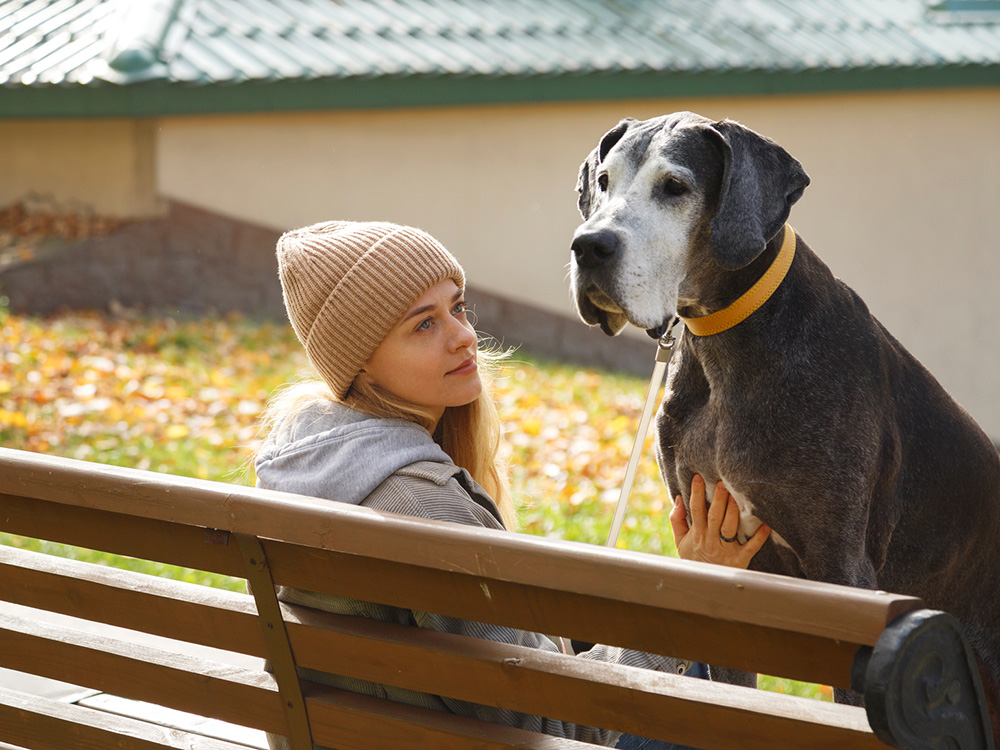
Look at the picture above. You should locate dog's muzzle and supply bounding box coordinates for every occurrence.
[571,228,619,270]
[571,227,628,335]
[572,226,663,337]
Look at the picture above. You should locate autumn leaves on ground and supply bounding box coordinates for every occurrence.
[0,307,828,699]
[0,309,674,551]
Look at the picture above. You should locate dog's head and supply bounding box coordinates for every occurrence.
[570,112,810,336]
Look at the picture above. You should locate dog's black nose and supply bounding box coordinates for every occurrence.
[572,229,619,268]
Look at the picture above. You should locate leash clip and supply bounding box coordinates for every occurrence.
[655,316,680,363]
[655,324,678,363]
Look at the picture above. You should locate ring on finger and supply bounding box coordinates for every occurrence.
[720,531,738,544]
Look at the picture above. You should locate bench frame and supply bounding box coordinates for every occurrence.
[0,446,994,750]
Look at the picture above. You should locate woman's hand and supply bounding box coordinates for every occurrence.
[669,474,770,568]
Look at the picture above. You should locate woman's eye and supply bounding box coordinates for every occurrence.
[664,178,687,197]
[416,318,433,331]
[597,173,609,192]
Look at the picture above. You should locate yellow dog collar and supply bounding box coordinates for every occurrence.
[680,224,796,337]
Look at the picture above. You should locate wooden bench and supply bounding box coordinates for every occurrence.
[0,445,994,750]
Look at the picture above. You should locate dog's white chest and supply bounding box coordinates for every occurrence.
[718,479,791,549]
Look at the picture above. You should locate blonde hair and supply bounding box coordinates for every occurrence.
[257,344,516,530]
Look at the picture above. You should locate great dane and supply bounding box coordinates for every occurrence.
[569,111,999,737]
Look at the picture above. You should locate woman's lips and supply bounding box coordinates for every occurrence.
[447,357,478,376]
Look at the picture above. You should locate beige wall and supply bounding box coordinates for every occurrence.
[3,89,994,436]
[156,88,1000,438]
[0,118,160,217]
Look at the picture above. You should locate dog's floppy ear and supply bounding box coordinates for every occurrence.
[576,147,600,220]
[598,118,633,162]
[576,118,635,219]
[700,119,810,269]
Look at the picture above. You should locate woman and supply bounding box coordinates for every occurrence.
[255,220,770,749]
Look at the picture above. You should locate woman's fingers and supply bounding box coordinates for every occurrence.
[706,481,728,532]
[669,494,689,545]
[705,481,741,544]
[673,475,773,569]
[688,474,708,531]
[738,522,772,563]
[720,498,741,544]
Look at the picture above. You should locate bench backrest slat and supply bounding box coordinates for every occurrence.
[0,613,285,735]
[286,604,884,750]
[306,685,598,750]
[0,544,264,658]
[0,492,245,578]
[0,686,252,750]
[263,539,866,689]
[303,683,885,750]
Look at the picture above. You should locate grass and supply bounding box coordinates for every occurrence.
[0,309,831,700]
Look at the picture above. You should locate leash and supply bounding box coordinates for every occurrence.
[604,224,797,548]
[605,321,679,547]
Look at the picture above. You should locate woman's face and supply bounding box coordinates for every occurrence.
[363,279,482,423]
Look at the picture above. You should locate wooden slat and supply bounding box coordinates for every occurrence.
[0,613,285,735]
[0,544,264,658]
[303,685,606,750]
[0,447,922,645]
[260,533,918,648]
[283,603,887,749]
[304,681,889,750]
[0,686,250,750]
[266,541,861,688]
[78,694,267,749]
[0,492,245,578]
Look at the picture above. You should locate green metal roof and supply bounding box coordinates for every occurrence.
[2,0,999,117]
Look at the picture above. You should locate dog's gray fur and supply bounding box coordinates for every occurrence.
[570,112,1000,735]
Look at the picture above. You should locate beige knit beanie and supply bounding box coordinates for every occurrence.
[276,220,466,400]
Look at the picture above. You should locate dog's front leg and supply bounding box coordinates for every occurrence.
[833,687,864,707]
[707,665,756,690]
[733,480,879,590]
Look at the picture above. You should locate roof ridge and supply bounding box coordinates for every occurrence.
[2,0,999,114]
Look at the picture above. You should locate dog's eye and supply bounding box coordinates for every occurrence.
[597,173,609,192]
[664,178,687,197]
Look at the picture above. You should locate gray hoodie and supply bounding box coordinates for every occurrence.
[256,399,506,528]
[255,399,682,748]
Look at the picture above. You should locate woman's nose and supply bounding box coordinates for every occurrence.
[448,316,477,350]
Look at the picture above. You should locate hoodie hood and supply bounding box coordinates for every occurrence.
[255,399,452,505]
